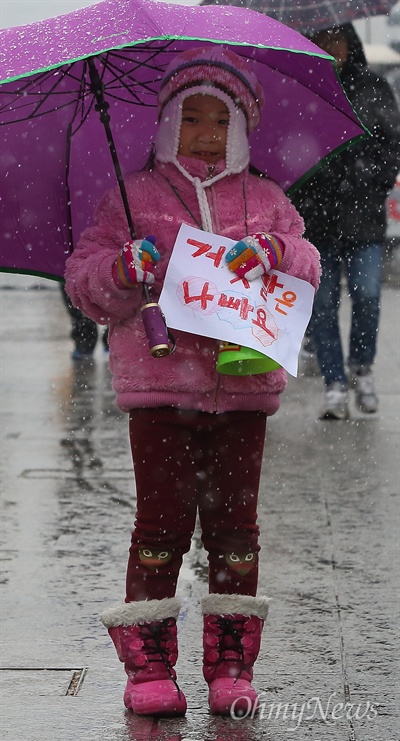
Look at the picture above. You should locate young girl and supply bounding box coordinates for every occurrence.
[65,46,320,718]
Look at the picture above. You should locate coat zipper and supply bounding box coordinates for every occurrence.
[206,164,216,180]
[207,164,223,411]
[211,344,222,412]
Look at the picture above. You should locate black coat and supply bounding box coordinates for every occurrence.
[292,25,400,246]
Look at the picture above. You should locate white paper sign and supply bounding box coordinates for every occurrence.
[159,224,315,376]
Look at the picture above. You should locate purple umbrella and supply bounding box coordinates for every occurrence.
[200,0,398,36]
[0,0,365,280]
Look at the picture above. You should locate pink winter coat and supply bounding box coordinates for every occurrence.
[65,157,320,415]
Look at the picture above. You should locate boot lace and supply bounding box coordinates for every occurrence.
[139,618,183,697]
[213,616,246,682]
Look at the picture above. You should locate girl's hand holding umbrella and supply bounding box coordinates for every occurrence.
[112,236,174,358]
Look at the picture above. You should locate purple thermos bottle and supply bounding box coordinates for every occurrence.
[141,300,172,358]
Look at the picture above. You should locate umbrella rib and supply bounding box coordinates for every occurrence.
[64,62,97,248]
[104,59,160,88]
[68,61,97,135]
[29,63,81,118]
[0,95,89,124]
[109,43,171,74]
[99,48,168,103]
[101,41,179,88]
[0,65,90,122]
[0,70,56,117]
[100,58,156,103]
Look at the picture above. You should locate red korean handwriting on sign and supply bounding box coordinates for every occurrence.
[275,290,297,315]
[252,307,278,342]
[260,274,297,316]
[229,274,251,289]
[182,280,255,324]
[182,280,215,310]
[260,273,284,299]
[187,239,226,268]
[218,294,254,320]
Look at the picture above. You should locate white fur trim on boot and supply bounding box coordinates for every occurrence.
[101,597,181,628]
[202,594,270,620]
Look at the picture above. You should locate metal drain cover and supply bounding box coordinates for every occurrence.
[0,667,87,697]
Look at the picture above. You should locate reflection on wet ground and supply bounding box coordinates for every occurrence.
[1,277,399,740]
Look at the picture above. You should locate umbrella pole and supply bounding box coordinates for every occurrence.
[87,57,174,357]
[87,59,146,290]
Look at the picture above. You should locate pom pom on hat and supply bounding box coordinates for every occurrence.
[158,46,264,133]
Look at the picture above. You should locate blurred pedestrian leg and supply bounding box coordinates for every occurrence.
[298,328,320,377]
[311,241,381,417]
[60,283,98,359]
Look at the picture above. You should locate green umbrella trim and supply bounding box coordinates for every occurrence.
[0,266,64,282]
[0,34,336,85]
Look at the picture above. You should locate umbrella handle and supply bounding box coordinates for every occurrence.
[88,57,175,357]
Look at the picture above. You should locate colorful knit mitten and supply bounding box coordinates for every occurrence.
[112,237,160,289]
[226,233,285,281]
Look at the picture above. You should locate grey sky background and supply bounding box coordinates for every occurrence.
[0,1,398,48]
[0,1,99,27]
[0,0,198,28]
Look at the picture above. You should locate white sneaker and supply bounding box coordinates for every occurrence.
[299,347,320,377]
[299,337,320,377]
[319,382,350,420]
[349,366,378,414]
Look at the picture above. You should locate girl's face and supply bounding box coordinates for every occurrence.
[178,93,229,164]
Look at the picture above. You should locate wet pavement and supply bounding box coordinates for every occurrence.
[0,273,399,741]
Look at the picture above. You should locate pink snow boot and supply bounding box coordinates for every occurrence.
[202,594,270,717]
[101,597,187,716]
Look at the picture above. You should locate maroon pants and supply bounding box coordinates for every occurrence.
[126,407,267,602]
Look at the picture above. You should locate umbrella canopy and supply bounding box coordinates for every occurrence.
[200,0,398,36]
[0,0,366,280]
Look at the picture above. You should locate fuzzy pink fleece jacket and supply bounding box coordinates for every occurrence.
[65,157,320,415]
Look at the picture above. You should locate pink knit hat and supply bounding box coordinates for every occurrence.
[158,46,264,133]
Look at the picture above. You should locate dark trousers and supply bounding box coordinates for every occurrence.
[60,284,98,353]
[310,241,381,386]
[126,407,267,602]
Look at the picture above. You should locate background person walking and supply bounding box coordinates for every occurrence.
[293,24,400,419]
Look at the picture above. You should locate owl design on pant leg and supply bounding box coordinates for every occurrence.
[138,547,172,571]
[225,551,257,577]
